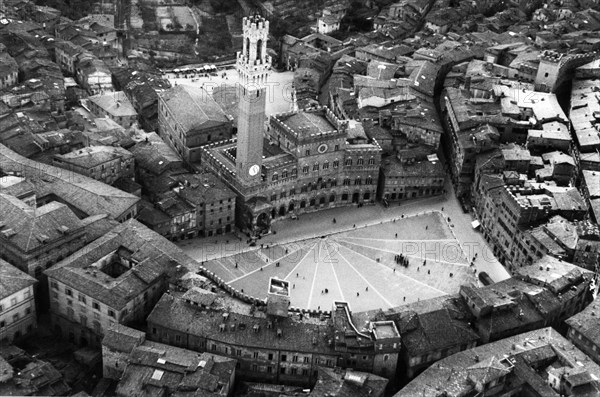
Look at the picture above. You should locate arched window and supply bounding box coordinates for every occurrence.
[366,176,373,185]
[368,157,375,165]
[313,163,319,171]
[323,161,329,169]
[357,158,364,165]
[246,37,250,58]
[257,39,263,60]
[272,173,278,182]
[292,168,298,177]
[345,159,352,166]
[354,178,362,185]
[343,178,350,186]
[302,166,309,174]
[282,170,288,178]
[333,160,339,168]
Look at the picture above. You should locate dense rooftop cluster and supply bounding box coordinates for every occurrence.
[2,0,600,395]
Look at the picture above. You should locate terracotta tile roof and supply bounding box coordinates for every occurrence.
[566,299,600,354]
[147,293,338,354]
[102,323,145,353]
[115,340,235,397]
[158,85,229,134]
[388,296,478,357]
[54,145,133,169]
[0,258,36,299]
[396,327,600,397]
[0,144,139,220]
[311,367,388,397]
[88,91,137,118]
[0,193,85,252]
[44,220,192,309]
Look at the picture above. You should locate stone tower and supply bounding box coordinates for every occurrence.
[236,15,271,185]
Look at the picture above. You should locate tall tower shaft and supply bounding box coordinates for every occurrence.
[236,15,271,185]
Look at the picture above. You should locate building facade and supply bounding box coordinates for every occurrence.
[158,85,233,163]
[0,50,19,89]
[44,220,190,347]
[75,52,113,95]
[53,40,84,76]
[147,290,401,388]
[201,16,382,235]
[88,91,138,128]
[102,324,236,397]
[52,146,135,185]
[0,259,37,344]
[0,192,88,277]
[378,156,445,202]
[566,299,600,366]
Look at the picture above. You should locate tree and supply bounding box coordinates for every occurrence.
[270,17,291,39]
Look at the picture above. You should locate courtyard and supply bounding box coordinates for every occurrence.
[186,211,480,312]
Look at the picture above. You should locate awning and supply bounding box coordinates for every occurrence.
[471,220,480,229]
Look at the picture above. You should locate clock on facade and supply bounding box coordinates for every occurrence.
[249,164,260,176]
[317,144,328,153]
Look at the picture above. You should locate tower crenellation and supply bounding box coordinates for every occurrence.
[237,15,271,86]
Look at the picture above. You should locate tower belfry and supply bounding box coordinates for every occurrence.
[235,15,271,185]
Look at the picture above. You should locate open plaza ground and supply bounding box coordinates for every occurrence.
[193,211,481,312]
[179,177,510,312]
[164,69,296,116]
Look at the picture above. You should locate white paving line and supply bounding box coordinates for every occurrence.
[342,236,455,242]
[306,241,322,309]
[336,245,394,308]
[227,243,310,284]
[261,242,306,263]
[338,244,447,295]
[283,241,319,281]
[323,241,346,303]
[206,257,238,281]
[338,239,470,267]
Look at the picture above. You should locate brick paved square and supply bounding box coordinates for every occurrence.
[201,212,477,312]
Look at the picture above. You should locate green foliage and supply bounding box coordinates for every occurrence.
[33,0,93,20]
[209,0,239,14]
[270,17,290,38]
[341,3,374,33]
[192,15,234,61]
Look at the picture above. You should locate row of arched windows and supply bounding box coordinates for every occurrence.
[271,157,376,181]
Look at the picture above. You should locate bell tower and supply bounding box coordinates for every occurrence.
[236,15,271,185]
